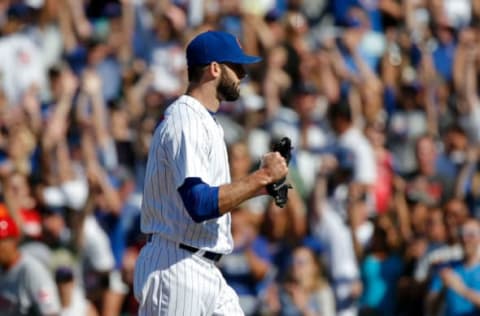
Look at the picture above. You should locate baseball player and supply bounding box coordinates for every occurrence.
[133,30,289,315]
[0,215,61,315]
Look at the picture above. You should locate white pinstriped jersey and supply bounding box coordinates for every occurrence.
[140,95,234,254]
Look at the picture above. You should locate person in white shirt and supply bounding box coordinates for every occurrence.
[133,30,289,315]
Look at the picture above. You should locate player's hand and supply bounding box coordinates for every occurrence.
[260,152,288,184]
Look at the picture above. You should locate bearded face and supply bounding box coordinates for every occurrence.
[216,64,241,102]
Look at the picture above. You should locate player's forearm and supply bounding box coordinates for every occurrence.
[218,169,272,215]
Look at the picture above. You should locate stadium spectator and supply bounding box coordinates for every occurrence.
[359,220,404,316]
[426,218,480,316]
[0,214,61,315]
[274,245,335,316]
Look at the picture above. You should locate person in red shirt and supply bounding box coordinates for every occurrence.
[365,121,394,214]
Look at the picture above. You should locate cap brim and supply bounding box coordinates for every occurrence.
[230,55,262,64]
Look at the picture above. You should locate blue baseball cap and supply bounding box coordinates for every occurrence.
[186,31,262,67]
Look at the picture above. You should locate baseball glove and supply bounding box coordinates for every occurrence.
[266,137,293,208]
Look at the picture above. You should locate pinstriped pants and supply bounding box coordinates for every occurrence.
[133,235,244,316]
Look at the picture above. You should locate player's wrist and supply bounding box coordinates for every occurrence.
[252,168,273,187]
[256,186,268,196]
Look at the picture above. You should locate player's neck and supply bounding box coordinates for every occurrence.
[186,84,220,113]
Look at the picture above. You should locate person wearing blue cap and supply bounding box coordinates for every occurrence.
[133,30,289,315]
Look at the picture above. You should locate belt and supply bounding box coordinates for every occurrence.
[146,234,223,262]
[179,243,223,262]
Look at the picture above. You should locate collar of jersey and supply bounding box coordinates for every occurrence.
[179,95,217,119]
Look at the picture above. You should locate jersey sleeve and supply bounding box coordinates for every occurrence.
[167,109,211,188]
[25,257,61,315]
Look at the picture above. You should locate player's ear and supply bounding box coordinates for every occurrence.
[208,62,222,79]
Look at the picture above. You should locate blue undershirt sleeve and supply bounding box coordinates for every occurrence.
[177,177,220,223]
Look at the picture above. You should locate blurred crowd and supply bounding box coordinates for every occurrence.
[1,0,480,315]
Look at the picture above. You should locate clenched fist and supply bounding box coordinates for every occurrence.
[260,151,289,184]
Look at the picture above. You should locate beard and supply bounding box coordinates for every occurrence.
[217,65,240,101]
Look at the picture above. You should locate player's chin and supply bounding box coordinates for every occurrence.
[224,92,240,102]
[219,88,241,102]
